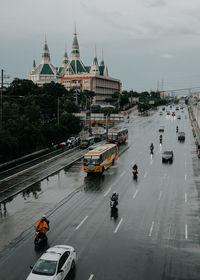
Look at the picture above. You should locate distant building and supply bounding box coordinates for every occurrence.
[30,28,121,104]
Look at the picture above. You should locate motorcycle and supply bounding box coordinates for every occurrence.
[34,230,47,246]
[160,138,162,144]
[150,147,154,154]
[176,126,179,133]
[132,168,138,180]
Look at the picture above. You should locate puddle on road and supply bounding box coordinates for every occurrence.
[0,160,85,250]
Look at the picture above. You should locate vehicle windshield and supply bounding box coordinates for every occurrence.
[32,259,57,276]
[84,156,101,164]
[108,133,117,140]
[164,151,172,154]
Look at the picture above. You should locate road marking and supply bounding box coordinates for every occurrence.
[158,191,162,201]
[120,171,126,177]
[88,274,94,280]
[144,172,148,178]
[185,192,187,203]
[133,189,139,199]
[75,216,88,230]
[149,221,155,236]
[185,224,188,240]
[114,218,123,233]
[185,174,187,181]
[104,187,111,197]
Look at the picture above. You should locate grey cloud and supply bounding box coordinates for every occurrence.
[143,0,166,8]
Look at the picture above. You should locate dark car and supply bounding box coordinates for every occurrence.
[162,150,173,163]
[178,132,185,141]
[158,126,164,133]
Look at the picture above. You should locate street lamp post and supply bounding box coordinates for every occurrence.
[89,97,92,136]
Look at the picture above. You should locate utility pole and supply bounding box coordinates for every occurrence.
[161,79,164,91]
[57,96,60,125]
[0,69,9,129]
[157,80,160,92]
[106,114,109,141]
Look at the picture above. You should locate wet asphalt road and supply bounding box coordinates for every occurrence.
[1,108,200,280]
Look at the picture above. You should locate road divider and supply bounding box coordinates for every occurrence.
[75,215,88,230]
[144,172,148,178]
[114,218,123,233]
[185,192,187,203]
[104,187,111,197]
[133,189,139,199]
[149,221,154,237]
[185,224,188,240]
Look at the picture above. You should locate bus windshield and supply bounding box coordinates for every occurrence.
[84,156,101,164]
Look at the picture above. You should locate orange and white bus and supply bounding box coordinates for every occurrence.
[107,128,128,145]
[83,144,118,174]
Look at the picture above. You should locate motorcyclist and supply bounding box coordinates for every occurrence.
[111,192,119,202]
[133,164,138,171]
[150,143,154,152]
[159,135,162,143]
[36,215,49,238]
[176,126,178,132]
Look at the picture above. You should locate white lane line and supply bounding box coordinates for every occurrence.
[185,224,188,240]
[149,221,155,237]
[120,171,126,177]
[185,174,187,181]
[75,216,88,230]
[114,218,123,233]
[158,191,162,201]
[133,189,139,199]
[185,192,187,203]
[104,187,111,197]
[88,274,94,280]
[144,172,148,178]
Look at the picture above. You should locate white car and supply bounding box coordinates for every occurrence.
[67,137,76,147]
[26,245,76,280]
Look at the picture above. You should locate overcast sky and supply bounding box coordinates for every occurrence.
[1,0,200,92]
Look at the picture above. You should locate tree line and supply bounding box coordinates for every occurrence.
[0,79,90,163]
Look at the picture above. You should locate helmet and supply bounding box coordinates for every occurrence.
[113,192,116,195]
[42,215,46,218]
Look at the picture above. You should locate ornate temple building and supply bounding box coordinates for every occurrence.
[30,28,121,104]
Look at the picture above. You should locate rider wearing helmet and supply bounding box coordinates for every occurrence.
[133,164,138,172]
[36,215,49,237]
[150,143,154,151]
[111,192,119,202]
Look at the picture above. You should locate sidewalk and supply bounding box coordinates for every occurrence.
[188,105,200,158]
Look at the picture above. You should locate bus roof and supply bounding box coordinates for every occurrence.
[84,144,117,156]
